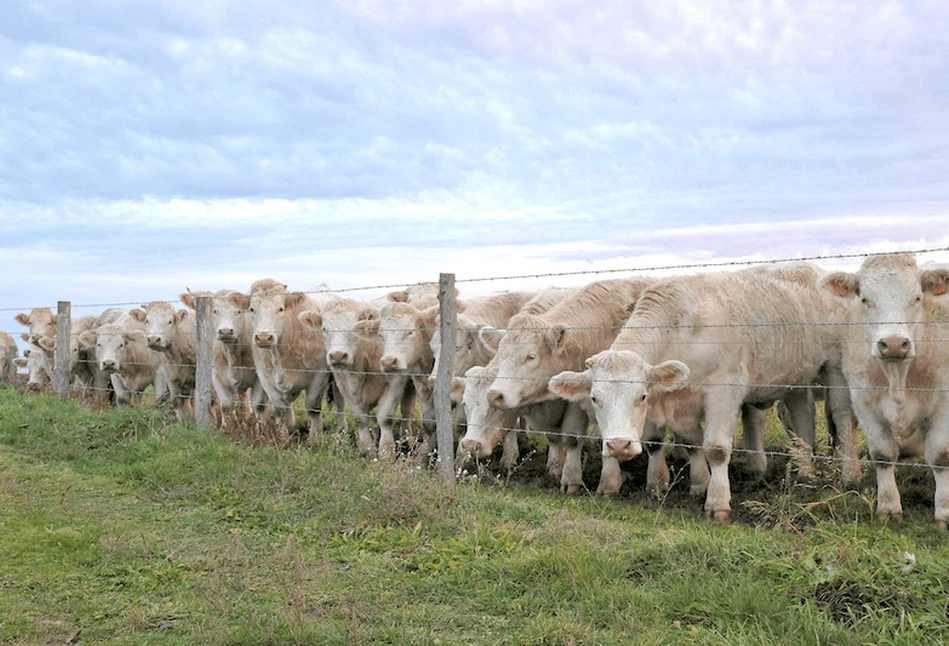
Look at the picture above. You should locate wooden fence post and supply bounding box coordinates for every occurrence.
[434,273,457,489]
[4,343,18,383]
[194,296,213,428]
[53,301,71,398]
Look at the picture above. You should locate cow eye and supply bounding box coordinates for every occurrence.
[278,307,284,313]
[249,307,255,313]
[590,395,598,406]
[526,353,537,362]
[861,298,870,307]
[640,394,647,402]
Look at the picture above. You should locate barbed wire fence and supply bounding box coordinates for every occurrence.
[3,246,949,491]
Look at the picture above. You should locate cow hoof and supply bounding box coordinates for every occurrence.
[706,509,730,522]
[937,520,948,532]
[877,511,903,522]
[596,485,619,497]
[562,484,581,496]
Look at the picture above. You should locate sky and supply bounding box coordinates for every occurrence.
[2,0,949,343]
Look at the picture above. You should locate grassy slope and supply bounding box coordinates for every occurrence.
[1,385,949,645]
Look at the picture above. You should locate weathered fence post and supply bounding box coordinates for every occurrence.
[194,296,213,428]
[53,301,71,398]
[435,273,457,489]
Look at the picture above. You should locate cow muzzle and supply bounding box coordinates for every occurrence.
[460,436,492,458]
[101,359,118,373]
[380,356,401,372]
[255,331,276,348]
[605,438,643,462]
[217,327,237,343]
[328,350,351,367]
[877,335,913,361]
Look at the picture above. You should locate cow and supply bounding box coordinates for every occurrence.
[79,309,160,405]
[299,296,410,459]
[143,301,196,420]
[14,307,56,345]
[74,308,124,400]
[244,279,330,437]
[13,345,52,390]
[820,254,949,527]
[180,289,267,419]
[452,288,578,476]
[0,330,17,382]
[548,263,861,520]
[482,277,657,495]
[457,362,590,492]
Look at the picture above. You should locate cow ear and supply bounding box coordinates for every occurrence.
[286,292,306,309]
[820,271,858,299]
[359,306,378,322]
[14,357,27,368]
[387,288,409,303]
[353,319,380,341]
[545,324,568,352]
[449,376,466,403]
[647,360,689,392]
[298,310,322,329]
[228,292,251,310]
[38,336,55,351]
[175,309,189,323]
[79,331,97,349]
[478,326,503,353]
[127,330,145,342]
[548,370,593,402]
[129,308,146,322]
[20,332,29,343]
[179,291,196,310]
[921,267,949,299]
[419,305,439,331]
[14,313,30,326]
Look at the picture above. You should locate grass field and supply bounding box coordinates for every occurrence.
[2,384,949,645]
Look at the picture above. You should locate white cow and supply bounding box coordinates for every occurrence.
[14,307,56,345]
[79,310,160,405]
[244,279,330,436]
[549,264,860,520]
[483,277,657,495]
[143,301,196,420]
[13,345,52,390]
[180,289,267,419]
[300,296,410,459]
[457,362,590,492]
[821,254,949,527]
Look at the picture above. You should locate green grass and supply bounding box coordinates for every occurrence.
[2,385,949,645]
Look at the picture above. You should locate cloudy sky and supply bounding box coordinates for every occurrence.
[2,1,948,340]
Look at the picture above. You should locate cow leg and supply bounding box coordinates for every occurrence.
[823,365,862,486]
[500,431,519,472]
[376,378,408,460]
[924,413,949,529]
[413,378,437,464]
[740,403,767,477]
[546,441,565,480]
[703,387,744,520]
[596,455,623,497]
[644,422,670,494]
[304,370,331,441]
[860,413,902,521]
[250,381,267,418]
[111,373,130,405]
[559,403,588,494]
[351,404,376,458]
[782,387,817,480]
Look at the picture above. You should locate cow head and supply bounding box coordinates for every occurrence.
[549,350,689,462]
[313,298,377,368]
[485,314,574,410]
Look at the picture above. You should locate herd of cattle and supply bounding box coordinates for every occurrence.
[3,253,949,528]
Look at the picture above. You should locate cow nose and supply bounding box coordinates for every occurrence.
[329,351,350,365]
[380,356,399,371]
[878,336,912,360]
[255,332,275,347]
[218,327,236,341]
[101,359,117,372]
[147,335,161,346]
[460,437,485,457]
[606,439,642,461]
[27,381,42,391]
